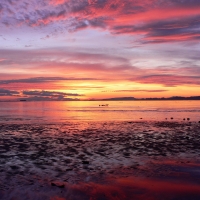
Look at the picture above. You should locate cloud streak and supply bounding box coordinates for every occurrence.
[133,74,200,87]
[0,88,19,96]
[21,90,83,100]
[0,77,96,84]
[102,89,169,93]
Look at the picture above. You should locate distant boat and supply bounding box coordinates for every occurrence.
[99,104,109,106]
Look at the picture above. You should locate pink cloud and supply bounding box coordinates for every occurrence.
[133,74,200,87]
[1,0,200,43]
[50,0,67,5]
[1,48,200,88]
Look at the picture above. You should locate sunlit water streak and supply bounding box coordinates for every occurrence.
[0,100,200,123]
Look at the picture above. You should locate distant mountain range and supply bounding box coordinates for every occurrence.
[92,96,200,101]
[137,96,200,101]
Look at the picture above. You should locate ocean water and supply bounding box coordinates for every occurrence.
[0,100,200,123]
[0,101,200,200]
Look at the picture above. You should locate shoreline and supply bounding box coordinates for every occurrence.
[0,118,200,125]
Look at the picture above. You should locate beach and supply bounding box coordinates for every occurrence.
[0,120,200,200]
[1,0,200,198]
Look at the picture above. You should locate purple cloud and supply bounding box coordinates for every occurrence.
[0,88,19,96]
[1,0,200,43]
[0,77,96,85]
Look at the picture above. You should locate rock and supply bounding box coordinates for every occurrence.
[183,118,185,120]
[82,161,89,164]
[187,118,190,121]
[51,182,65,188]
[10,165,19,170]
[171,117,173,120]
[123,152,130,157]
[66,168,73,171]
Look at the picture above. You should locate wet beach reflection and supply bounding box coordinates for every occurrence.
[0,121,200,199]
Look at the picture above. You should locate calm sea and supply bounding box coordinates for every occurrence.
[0,100,200,123]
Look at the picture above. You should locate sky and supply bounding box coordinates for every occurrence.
[0,0,200,101]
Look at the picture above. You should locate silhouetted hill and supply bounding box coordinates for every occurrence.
[94,96,200,101]
[102,97,136,101]
[139,96,200,101]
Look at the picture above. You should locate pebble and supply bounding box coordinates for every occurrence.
[82,161,89,165]
[51,182,65,188]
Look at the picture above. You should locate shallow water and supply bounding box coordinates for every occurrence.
[0,101,200,199]
[0,100,200,123]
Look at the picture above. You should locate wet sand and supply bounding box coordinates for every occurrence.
[0,121,200,200]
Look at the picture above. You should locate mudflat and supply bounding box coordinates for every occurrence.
[0,121,200,200]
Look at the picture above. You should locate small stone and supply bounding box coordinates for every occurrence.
[58,185,65,188]
[10,165,19,170]
[123,152,130,157]
[171,117,173,120]
[187,118,190,121]
[183,118,185,120]
[82,161,89,165]
[66,168,73,171]
[51,182,65,188]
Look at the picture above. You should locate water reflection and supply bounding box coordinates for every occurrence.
[0,100,200,123]
[2,162,200,200]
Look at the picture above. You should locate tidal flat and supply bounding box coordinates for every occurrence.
[0,121,200,200]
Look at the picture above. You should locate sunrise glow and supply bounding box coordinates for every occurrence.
[1,0,200,101]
